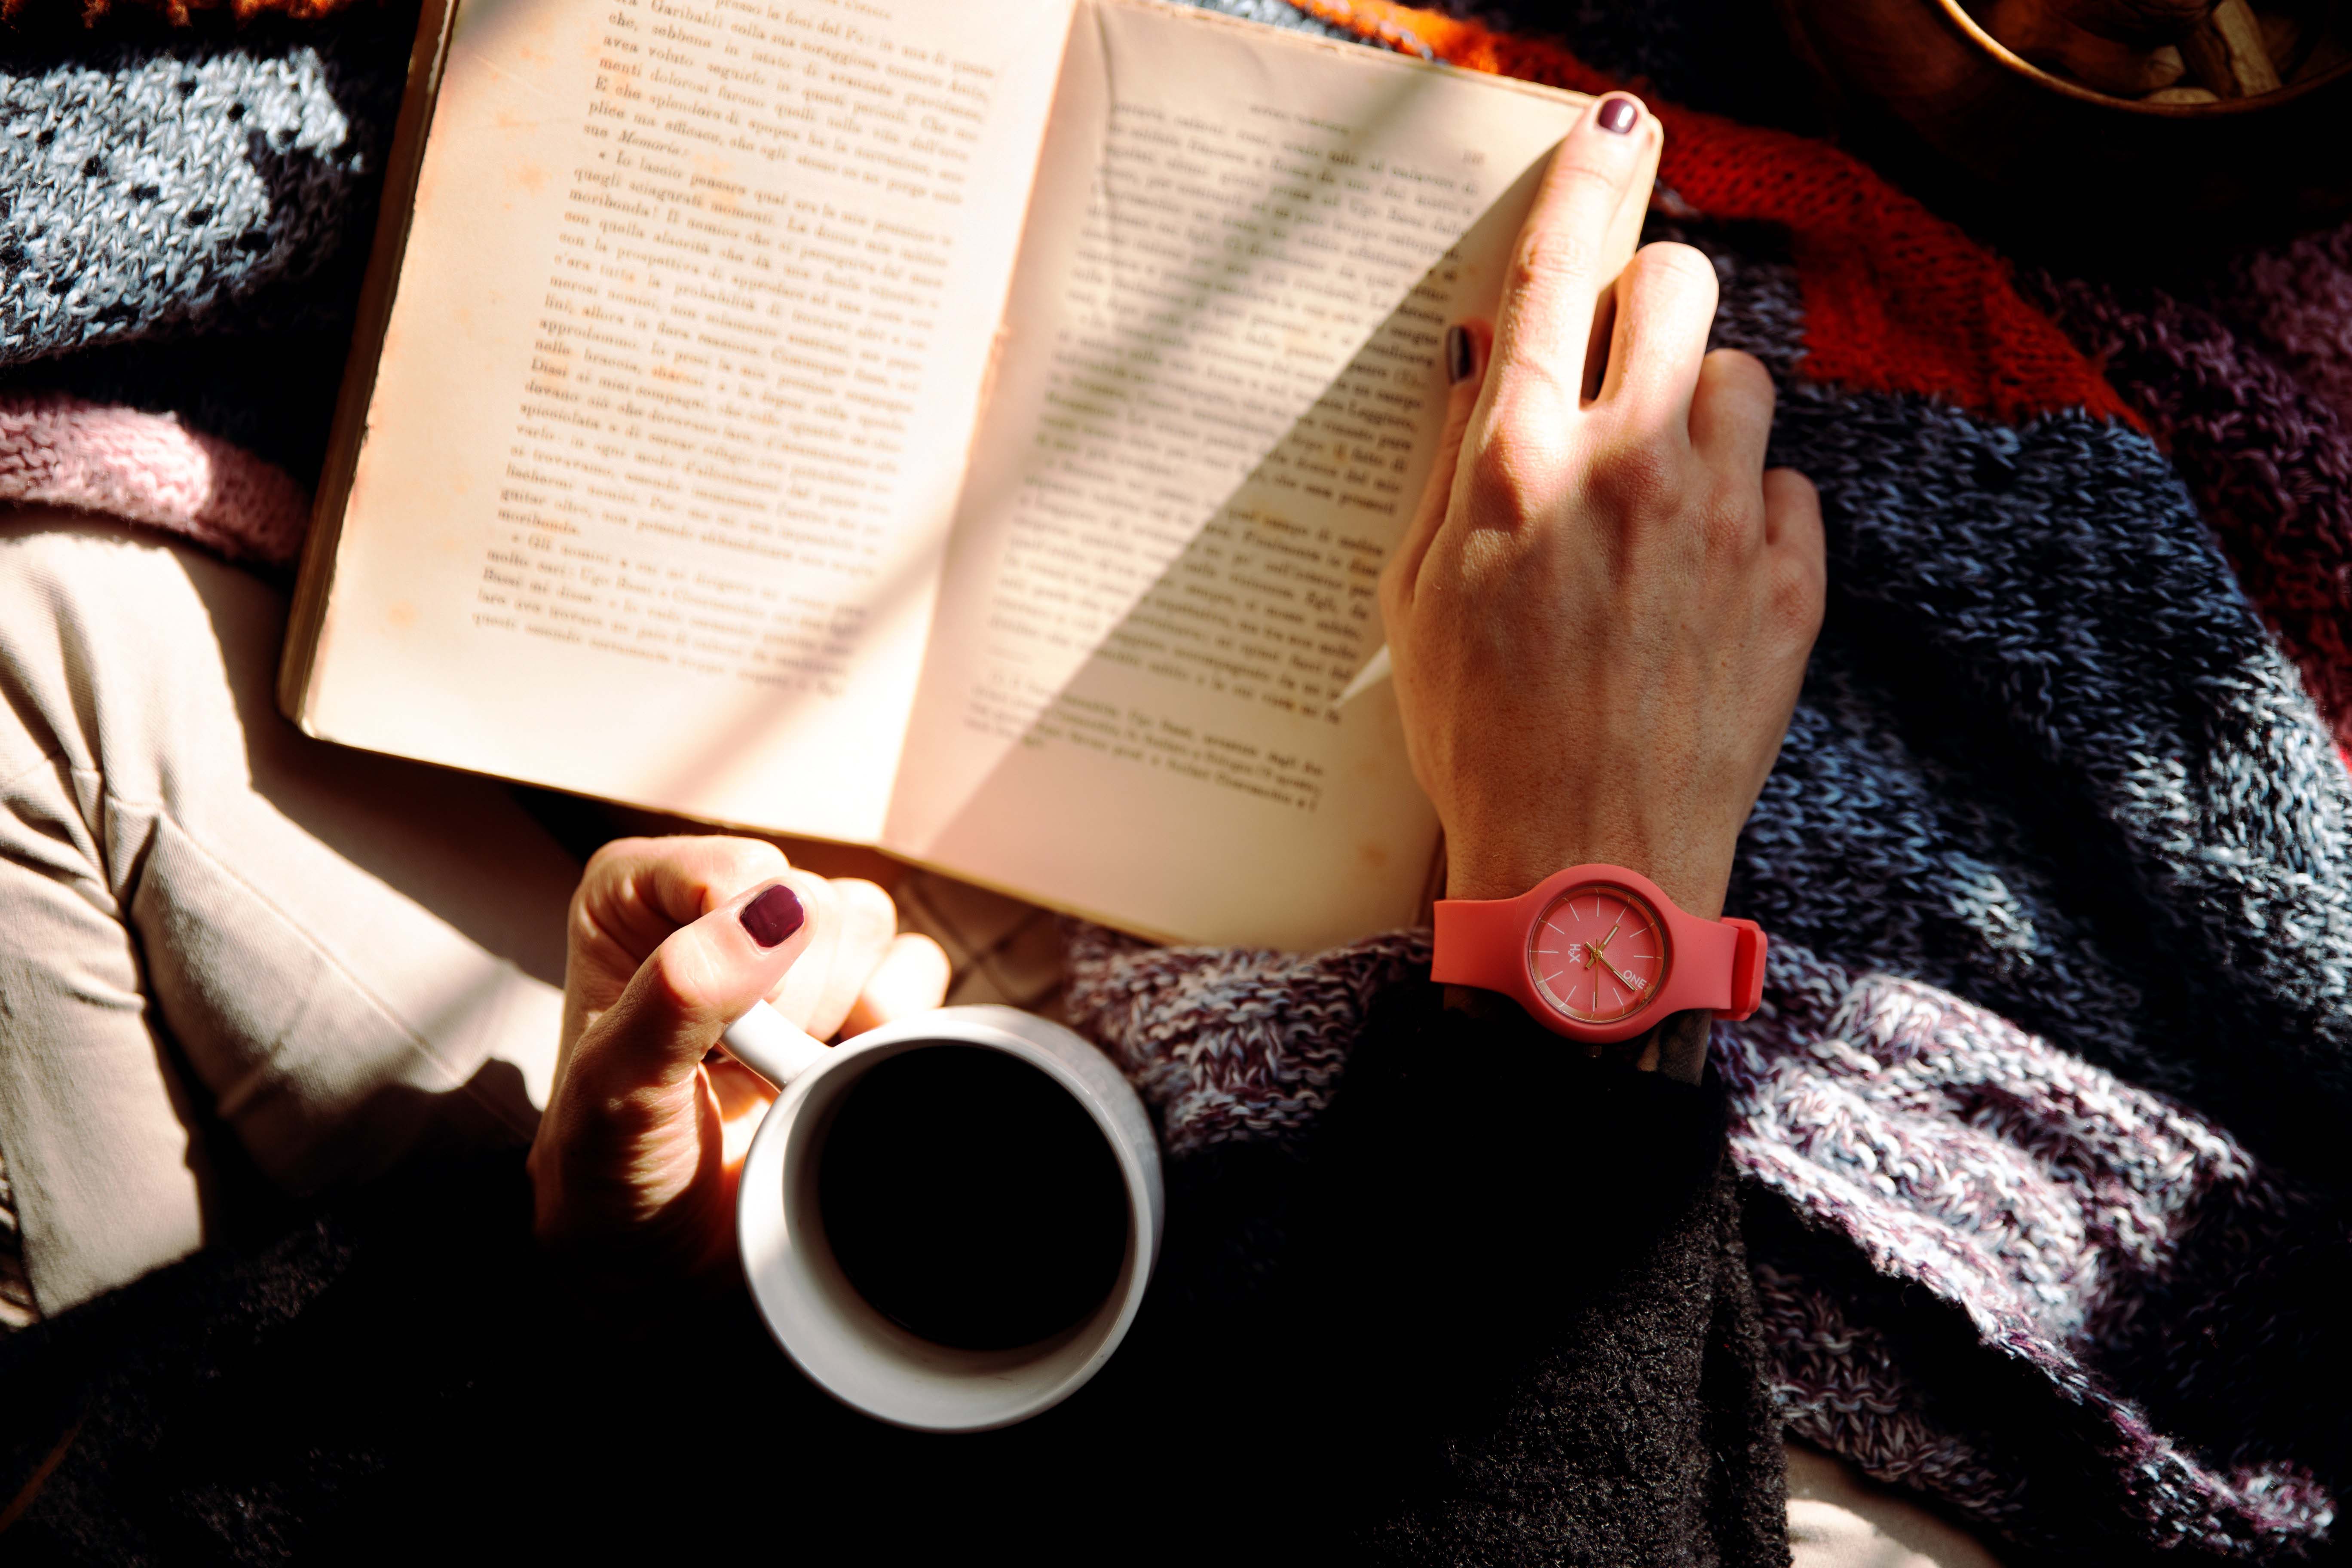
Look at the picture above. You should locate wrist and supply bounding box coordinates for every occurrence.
[1442,832,1730,919]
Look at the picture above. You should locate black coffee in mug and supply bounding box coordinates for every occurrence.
[815,1045,1131,1352]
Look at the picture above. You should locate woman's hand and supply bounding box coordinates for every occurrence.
[526,836,950,1286]
[1381,93,1825,921]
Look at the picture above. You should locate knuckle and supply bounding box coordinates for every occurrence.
[1632,240,1722,297]
[1467,427,1553,520]
[1702,484,1766,557]
[1704,346,1775,402]
[831,878,898,946]
[713,835,788,877]
[645,937,720,1020]
[1623,247,1721,357]
[582,836,646,881]
[1544,159,1623,211]
[902,933,954,989]
[1764,464,1822,515]
[1510,210,1607,299]
[681,836,785,904]
[565,893,603,954]
[1583,436,1682,514]
[1770,552,1828,635]
[1472,390,1572,499]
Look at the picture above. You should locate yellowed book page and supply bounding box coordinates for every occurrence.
[886,0,1641,949]
[300,0,1075,843]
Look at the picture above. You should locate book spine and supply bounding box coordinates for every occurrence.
[276,0,463,730]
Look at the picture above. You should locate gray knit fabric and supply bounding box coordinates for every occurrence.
[0,12,405,365]
[0,7,412,475]
[1755,392,2352,1162]
[1670,218,2352,1175]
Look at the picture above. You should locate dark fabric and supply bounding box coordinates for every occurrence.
[1280,989,1788,1566]
[0,981,1785,1565]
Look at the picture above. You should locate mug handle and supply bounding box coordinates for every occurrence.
[720,1000,829,1092]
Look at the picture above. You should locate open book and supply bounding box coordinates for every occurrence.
[282,0,1657,951]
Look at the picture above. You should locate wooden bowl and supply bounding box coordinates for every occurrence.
[1777,0,2352,249]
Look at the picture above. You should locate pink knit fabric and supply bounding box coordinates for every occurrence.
[0,393,310,567]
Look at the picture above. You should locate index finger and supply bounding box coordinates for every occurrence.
[568,835,792,1008]
[1484,94,1660,427]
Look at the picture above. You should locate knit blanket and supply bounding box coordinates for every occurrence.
[1068,7,2352,1565]
[4,3,2351,1563]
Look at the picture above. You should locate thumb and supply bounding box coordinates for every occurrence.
[1387,320,1491,600]
[582,871,826,1094]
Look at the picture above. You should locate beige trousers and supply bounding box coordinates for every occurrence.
[1786,1444,2007,1568]
[0,510,578,1317]
[0,511,1998,1565]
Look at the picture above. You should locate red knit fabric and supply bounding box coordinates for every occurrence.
[1290,0,2137,428]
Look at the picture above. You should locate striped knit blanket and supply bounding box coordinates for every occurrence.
[3,2,2351,1562]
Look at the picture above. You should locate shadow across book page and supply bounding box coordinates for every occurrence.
[288,0,1648,950]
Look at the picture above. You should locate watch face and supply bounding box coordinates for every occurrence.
[1527,882,1670,1025]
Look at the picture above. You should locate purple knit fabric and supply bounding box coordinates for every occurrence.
[2021,233,2352,753]
[1066,921,1430,1157]
[1727,943,2340,1559]
[2216,226,2352,437]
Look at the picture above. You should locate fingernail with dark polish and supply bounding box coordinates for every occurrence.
[740,884,805,948]
[1445,324,1474,384]
[1596,96,1640,135]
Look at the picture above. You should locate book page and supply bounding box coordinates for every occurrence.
[886,0,1644,949]
[298,0,1075,842]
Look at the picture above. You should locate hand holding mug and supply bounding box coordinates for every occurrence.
[530,836,1163,1432]
[1380,93,1827,922]
[527,836,949,1285]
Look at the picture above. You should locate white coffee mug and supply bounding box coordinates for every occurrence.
[722,1001,1164,1433]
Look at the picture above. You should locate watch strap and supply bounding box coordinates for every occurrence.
[1432,867,1768,1032]
[1431,893,1534,995]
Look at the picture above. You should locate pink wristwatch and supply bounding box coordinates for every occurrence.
[1431,864,1766,1044]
